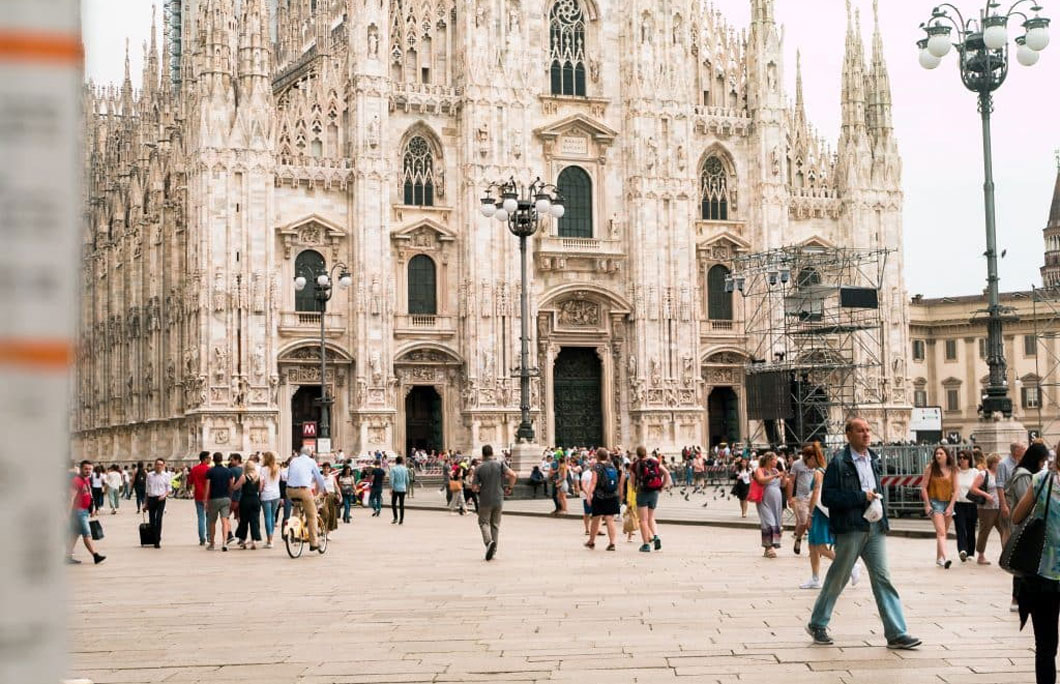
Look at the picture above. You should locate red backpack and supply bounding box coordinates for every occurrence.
[638,459,664,491]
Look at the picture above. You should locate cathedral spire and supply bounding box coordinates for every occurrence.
[794,49,806,125]
[840,0,868,138]
[1051,152,1060,227]
[751,0,775,26]
[118,39,135,118]
[142,6,159,103]
[238,0,272,83]
[868,0,893,135]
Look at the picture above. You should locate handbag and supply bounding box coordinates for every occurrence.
[1000,473,1054,577]
[89,518,105,541]
[448,479,463,493]
[747,475,764,503]
[967,470,989,506]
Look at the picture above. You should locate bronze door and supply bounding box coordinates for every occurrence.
[552,347,603,448]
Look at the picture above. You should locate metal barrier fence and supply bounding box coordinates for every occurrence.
[875,444,939,518]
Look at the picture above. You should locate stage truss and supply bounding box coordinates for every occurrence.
[1031,286,1060,440]
[733,245,890,447]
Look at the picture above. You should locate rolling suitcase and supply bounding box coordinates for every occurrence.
[138,513,156,546]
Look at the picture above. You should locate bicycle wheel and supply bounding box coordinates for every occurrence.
[285,527,303,558]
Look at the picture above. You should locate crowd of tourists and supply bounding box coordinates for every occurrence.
[66,422,1060,683]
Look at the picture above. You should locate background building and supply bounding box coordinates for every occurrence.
[909,162,1060,445]
[75,0,910,461]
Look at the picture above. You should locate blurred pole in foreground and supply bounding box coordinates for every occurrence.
[0,1,81,682]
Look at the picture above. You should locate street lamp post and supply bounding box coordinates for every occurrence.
[294,263,352,452]
[479,177,565,446]
[918,1,1051,418]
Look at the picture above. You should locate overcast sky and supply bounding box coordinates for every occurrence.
[82,0,1060,298]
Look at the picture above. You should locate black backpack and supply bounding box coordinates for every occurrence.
[596,464,619,497]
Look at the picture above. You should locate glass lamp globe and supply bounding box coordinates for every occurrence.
[1025,18,1051,51]
[983,17,1008,49]
[338,273,352,289]
[919,48,942,69]
[926,27,952,57]
[502,196,518,214]
[550,201,565,219]
[535,194,551,213]
[294,276,307,291]
[494,208,509,223]
[1017,36,1041,65]
[479,198,497,217]
[317,274,330,288]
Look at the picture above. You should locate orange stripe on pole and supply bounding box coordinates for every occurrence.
[0,339,74,369]
[0,32,83,64]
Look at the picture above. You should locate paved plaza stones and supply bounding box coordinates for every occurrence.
[68,499,1043,684]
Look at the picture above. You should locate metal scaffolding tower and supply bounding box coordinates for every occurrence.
[733,245,889,447]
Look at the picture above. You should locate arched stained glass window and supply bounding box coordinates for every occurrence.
[402,135,436,206]
[707,264,733,321]
[407,255,437,315]
[556,166,592,238]
[549,0,587,96]
[700,156,732,221]
[295,250,325,313]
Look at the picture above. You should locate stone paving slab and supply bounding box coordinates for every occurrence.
[66,500,1047,684]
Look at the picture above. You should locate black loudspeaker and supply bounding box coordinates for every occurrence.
[839,286,879,309]
[746,370,792,421]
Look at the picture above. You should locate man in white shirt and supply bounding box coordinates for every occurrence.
[145,458,172,548]
[286,446,328,550]
[995,441,1026,523]
[104,466,123,514]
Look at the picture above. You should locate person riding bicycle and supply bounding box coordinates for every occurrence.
[286,446,328,551]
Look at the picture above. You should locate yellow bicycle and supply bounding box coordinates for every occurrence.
[283,498,328,558]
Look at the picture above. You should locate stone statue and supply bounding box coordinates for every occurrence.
[370,352,383,385]
[367,115,380,149]
[367,24,379,58]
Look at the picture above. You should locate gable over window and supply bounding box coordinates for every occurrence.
[549,0,587,96]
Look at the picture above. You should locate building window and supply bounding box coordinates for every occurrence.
[1022,385,1041,409]
[294,250,325,313]
[912,339,925,361]
[1025,334,1038,356]
[945,339,957,361]
[707,265,733,321]
[946,388,960,412]
[914,389,928,408]
[978,338,987,359]
[407,255,437,315]
[549,0,587,97]
[700,156,731,221]
[556,166,592,238]
[402,135,436,206]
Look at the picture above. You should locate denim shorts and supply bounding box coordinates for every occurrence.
[71,509,91,537]
[637,490,660,510]
[929,499,950,515]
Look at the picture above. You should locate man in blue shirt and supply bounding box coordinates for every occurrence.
[389,456,410,524]
[203,453,234,551]
[806,417,920,651]
[286,446,328,550]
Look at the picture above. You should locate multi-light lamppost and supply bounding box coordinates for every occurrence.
[294,262,352,452]
[918,1,1051,418]
[479,177,565,446]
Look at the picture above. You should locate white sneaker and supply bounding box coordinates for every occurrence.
[265,542,273,549]
[851,561,862,587]
[800,578,821,590]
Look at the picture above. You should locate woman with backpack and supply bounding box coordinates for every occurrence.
[732,457,752,518]
[132,461,147,514]
[633,446,670,553]
[969,453,1006,565]
[1008,442,1050,613]
[584,448,622,550]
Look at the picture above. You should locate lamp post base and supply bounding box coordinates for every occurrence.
[509,442,544,476]
[972,415,1027,456]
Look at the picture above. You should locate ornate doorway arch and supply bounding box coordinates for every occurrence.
[393,346,463,456]
[277,343,353,457]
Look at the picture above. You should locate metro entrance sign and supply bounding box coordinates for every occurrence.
[302,422,318,438]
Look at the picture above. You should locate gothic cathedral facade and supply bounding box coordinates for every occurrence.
[75,0,911,462]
